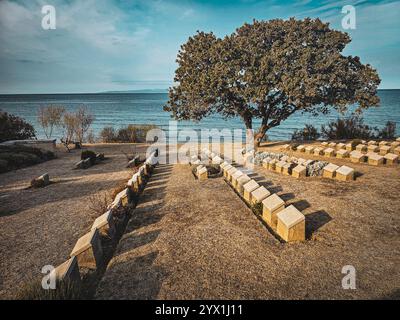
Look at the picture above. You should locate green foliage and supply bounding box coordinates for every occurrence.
[0,111,36,142]
[100,125,158,143]
[321,116,375,140]
[0,145,55,173]
[377,121,396,139]
[165,18,380,146]
[291,124,320,141]
[81,150,97,165]
[252,202,263,216]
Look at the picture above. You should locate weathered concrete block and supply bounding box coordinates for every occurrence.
[350,151,366,163]
[231,170,244,188]
[282,162,295,176]
[356,144,367,153]
[281,155,289,162]
[394,146,400,155]
[91,211,116,238]
[220,161,229,169]
[368,140,378,145]
[321,142,328,147]
[384,153,399,165]
[313,147,323,155]
[212,156,223,164]
[31,173,50,188]
[250,186,271,205]
[367,145,379,153]
[322,163,339,179]
[126,157,138,168]
[397,137,400,142]
[328,142,337,148]
[379,141,389,147]
[379,145,391,156]
[262,157,272,169]
[281,144,291,151]
[70,229,103,270]
[305,146,314,154]
[223,164,233,178]
[336,143,345,150]
[197,166,208,181]
[193,159,201,166]
[236,175,251,194]
[262,194,285,229]
[345,143,354,151]
[113,188,130,207]
[268,159,278,171]
[336,149,349,159]
[275,161,286,174]
[243,180,260,203]
[51,256,81,284]
[368,153,384,166]
[323,148,335,157]
[297,158,306,165]
[296,145,306,152]
[276,205,305,242]
[390,141,400,152]
[292,165,307,179]
[336,165,355,181]
[226,167,237,182]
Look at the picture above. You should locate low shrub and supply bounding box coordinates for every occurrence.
[321,116,375,140]
[81,150,97,165]
[0,111,36,142]
[100,124,158,143]
[291,124,320,141]
[377,121,396,139]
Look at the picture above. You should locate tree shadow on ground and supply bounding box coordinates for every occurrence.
[305,210,332,239]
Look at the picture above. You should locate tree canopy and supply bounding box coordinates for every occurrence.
[164,18,381,146]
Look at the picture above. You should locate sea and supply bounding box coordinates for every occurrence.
[0,90,399,142]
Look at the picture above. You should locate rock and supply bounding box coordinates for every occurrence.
[30,173,50,188]
[276,205,305,242]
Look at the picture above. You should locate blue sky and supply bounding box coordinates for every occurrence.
[0,0,399,93]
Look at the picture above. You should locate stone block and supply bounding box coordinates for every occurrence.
[321,142,328,147]
[313,147,323,155]
[379,141,388,147]
[262,194,285,229]
[281,144,290,151]
[268,159,278,171]
[223,164,233,177]
[335,165,355,181]
[345,143,354,151]
[356,144,367,152]
[397,137,400,142]
[262,157,272,169]
[220,161,229,169]
[322,163,339,179]
[394,147,400,156]
[31,173,50,188]
[212,156,223,164]
[305,146,314,154]
[297,158,306,165]
[379,145,391,156]
[126,157,138,168]
[390,141,400,152]
[226,167,237,182]
[350,151,366,163]
[250,186,271,205]
[304,159,314,167]
[51,256,81,284]
[198,166,208,181]
[231,170,244,188]
[282,162,295,176]
[243,180,260,203]
[323,148,335,157]
[236,175,251,195]
[91,211,116,238]
[368,140,378,145]
[276,205,305,242]
[328,142,337,148]
[368,153,384,166]
[113,188,130,207]
[275,160,286,173]
[367,145,379,153]
[336,143,345,150]
[336,149,349,159]
[281,155,289,162]
[296,145,306,152]
[384,153,399,165]
[292,165,307,178]
[70,229,103,270]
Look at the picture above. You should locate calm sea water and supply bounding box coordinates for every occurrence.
[0,90,399,141]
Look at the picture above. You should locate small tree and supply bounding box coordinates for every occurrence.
[61,112,78,151]
[37,105,65,138]
[165,18,381,148]
[0,111,36,142]
[74,106,94,144]
[378,121,396,139]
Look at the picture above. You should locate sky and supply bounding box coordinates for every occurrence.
[0,0,399,94]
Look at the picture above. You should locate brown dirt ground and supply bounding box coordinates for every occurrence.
[95,150,400,299]
[0,143,148,299]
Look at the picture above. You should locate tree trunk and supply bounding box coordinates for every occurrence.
[254,124,268,150]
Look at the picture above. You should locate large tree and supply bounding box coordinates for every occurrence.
[164,18,381,147]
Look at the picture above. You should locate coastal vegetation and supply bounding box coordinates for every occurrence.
[165,18,381,148]
[291,116,397,141]
[99,124,158,143]
[0,111,36,142]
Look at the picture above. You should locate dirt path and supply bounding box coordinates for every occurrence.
[95,163,400,299]
[0,143,147,299]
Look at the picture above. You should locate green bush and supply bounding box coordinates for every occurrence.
[377,121,396,139]
[321,116,375,140]
[291,124,320,141]
[100,125,158,143]
[81,150,97,165]
[0,111,36,142]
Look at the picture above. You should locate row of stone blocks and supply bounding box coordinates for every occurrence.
[220,161,305,242]
[51,151,159,285]
[75,153,105,169]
